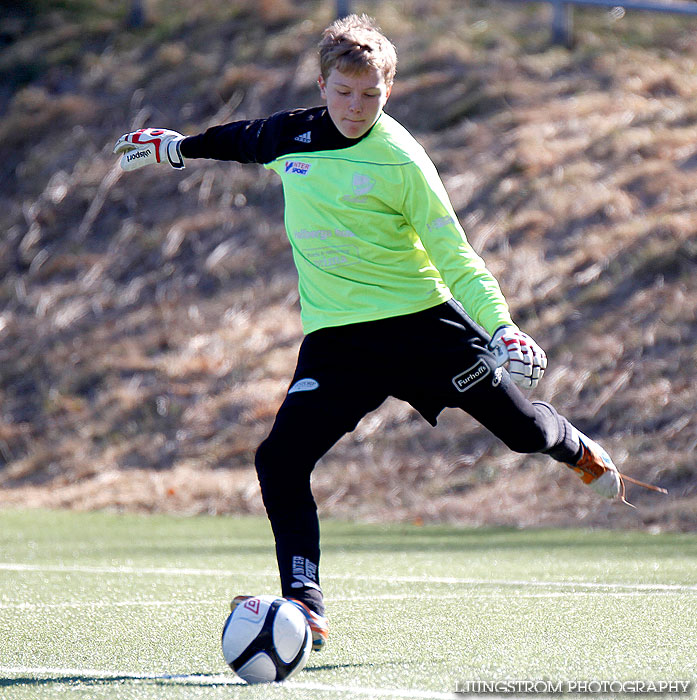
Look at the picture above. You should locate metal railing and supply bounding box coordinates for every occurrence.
[335,0,697,46]
[336,0,353,17]
[517,0,697,46]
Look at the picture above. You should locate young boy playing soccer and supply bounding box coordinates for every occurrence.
[114,14,661,651]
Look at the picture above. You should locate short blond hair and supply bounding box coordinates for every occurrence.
[318,14,397,86]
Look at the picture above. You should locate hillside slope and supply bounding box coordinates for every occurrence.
[1,0,696,529]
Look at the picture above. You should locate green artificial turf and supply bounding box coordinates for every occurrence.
[1,510,695,699]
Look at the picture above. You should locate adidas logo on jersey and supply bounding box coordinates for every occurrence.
[294,131,312,143]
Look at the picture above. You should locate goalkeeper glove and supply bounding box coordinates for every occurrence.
[489,326,547,390]
[113,128,186,171]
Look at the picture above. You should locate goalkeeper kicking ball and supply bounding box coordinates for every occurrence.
[221,595,312,683]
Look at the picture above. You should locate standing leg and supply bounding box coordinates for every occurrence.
[255,334,386,617]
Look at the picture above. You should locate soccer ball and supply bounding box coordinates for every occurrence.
[221,595,312,684]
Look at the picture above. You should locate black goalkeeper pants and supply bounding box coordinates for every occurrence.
[255,300,581,615]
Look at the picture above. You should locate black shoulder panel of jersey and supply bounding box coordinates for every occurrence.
[180,107,368,164]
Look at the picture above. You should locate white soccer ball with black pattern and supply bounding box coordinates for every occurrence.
[221,595,312,684]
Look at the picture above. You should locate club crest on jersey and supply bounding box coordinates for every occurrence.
[285,161,311,175]
[342,172,376,203]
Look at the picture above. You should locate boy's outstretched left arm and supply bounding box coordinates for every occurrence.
[402,157,546,389]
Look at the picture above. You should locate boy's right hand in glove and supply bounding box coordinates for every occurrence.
[113,128,186,171]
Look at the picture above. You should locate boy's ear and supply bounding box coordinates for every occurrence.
[318,74,327,100]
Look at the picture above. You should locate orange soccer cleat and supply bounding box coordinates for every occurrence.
[566,432,667,507]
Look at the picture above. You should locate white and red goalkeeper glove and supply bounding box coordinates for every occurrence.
[113,128,186,171]
[489,326,547,390]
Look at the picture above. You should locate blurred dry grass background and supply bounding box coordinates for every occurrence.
[0,0,696,529]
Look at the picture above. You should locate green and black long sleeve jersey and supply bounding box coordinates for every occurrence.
[181,107,515,335]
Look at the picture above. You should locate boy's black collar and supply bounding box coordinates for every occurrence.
[316,106,380,146]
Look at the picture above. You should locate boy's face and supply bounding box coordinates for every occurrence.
[318,67,392,139]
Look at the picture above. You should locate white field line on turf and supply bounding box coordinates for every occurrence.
[0,666,460,699]
[0,590,689,611]
[2,562,697,593]
[332,590,686,600]
[0,599,220,610]
[333,574,697,593]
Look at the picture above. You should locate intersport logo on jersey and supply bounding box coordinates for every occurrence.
[285,161,311,175]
